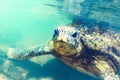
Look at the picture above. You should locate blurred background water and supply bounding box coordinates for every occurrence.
[0,0,120,80]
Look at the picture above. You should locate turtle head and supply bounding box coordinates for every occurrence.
[53,26,83,58]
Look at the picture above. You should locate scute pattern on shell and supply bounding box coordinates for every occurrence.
[53,25,120,80]
[77,25,120,64]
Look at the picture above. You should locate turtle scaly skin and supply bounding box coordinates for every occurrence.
[52,26,120,80]
[7,26,120,80]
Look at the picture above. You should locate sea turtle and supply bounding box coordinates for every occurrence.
[7,25,120,80]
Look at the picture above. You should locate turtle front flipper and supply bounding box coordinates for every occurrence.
[94,58,120,80]
[103,69,119,80]
[7,45,52,60]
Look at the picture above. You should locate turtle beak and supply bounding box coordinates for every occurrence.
[57,34,67,42]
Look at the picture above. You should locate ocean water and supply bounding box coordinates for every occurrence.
[0,0,120,80]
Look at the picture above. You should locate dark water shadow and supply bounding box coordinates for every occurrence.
[11,58,100,80]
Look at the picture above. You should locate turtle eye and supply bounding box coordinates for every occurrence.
[72,32,77,37]
[54,29,58,35]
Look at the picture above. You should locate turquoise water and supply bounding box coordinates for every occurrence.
[0,0,120,80]
[0,0,71,47]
